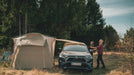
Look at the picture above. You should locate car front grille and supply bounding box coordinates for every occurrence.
[68,56,76,58]
[67,57,86,62]
[68,56,85,58]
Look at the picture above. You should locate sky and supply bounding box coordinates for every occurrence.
[96,0,134,37]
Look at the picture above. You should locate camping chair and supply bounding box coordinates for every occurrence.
[0,51,11,61]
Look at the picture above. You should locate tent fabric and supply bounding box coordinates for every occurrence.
[12,33,56,69]
[12,33,86,69]
[13,46,52,69]
[56,39,86,45]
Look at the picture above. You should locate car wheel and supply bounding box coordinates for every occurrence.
[91,61,93,68]
[63,67,67,71]
[85,69,93,73]
[89,69,93,72]
[84,69,90,72]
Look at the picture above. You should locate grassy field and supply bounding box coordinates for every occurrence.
[0,52,132,75]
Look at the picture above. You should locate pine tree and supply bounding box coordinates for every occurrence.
[104,25,119,50]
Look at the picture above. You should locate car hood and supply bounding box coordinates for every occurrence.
[61,51,91,56]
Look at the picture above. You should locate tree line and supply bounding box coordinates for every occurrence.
[0,0,119,52]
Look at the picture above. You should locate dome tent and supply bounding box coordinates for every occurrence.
[12,33,56,69]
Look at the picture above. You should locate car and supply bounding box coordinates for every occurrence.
[59,43,93,71]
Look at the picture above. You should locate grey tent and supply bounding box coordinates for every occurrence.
[12,33,56,69]
[12,33,85,69]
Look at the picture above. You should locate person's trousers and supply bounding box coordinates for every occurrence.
[97,54,105,67]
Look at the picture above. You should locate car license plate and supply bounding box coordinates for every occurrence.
[71,63,81,66]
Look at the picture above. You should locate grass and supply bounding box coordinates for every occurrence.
[0,52,131,75]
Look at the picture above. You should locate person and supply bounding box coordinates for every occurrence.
[88,41,94,56]
[94,39,105,69]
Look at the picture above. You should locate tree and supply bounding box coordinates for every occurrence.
[104,25,119,50]
[0,0,15,50]
[0,0,107,53]
[123,27,134,74]
[84,0,106,45]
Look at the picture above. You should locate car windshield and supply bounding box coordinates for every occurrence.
[63,45,88,52]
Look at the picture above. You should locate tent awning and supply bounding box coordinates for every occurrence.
[56,39,86,45]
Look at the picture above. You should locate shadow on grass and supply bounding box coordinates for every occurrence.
[47,65,110,75]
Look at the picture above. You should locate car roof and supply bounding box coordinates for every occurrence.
[63,43,86,47]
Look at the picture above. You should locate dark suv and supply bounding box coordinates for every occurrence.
[59,43,93,71]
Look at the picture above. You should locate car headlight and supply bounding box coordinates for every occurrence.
[86,55,92,59]
[59,54,67,58]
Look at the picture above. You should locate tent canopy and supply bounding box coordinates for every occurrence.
[56,39,86,45]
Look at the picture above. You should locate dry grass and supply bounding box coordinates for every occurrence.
[106,70,132,75]
[0,52,131,75]
[0,68,65,75]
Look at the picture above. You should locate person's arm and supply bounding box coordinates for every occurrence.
[90,46,96,49]
[97,44,101,49]
[93,44,101,51]
[93,47,97,50]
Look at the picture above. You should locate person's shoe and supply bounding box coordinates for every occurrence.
[101,66,105,69]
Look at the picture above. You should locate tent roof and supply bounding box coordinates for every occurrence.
[13,33,56,46]
[13,33,86,48]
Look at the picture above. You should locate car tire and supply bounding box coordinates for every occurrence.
[86,69,93,73]
[84,69,92,73]
[63,67,67,72]
[90,69,93,72]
